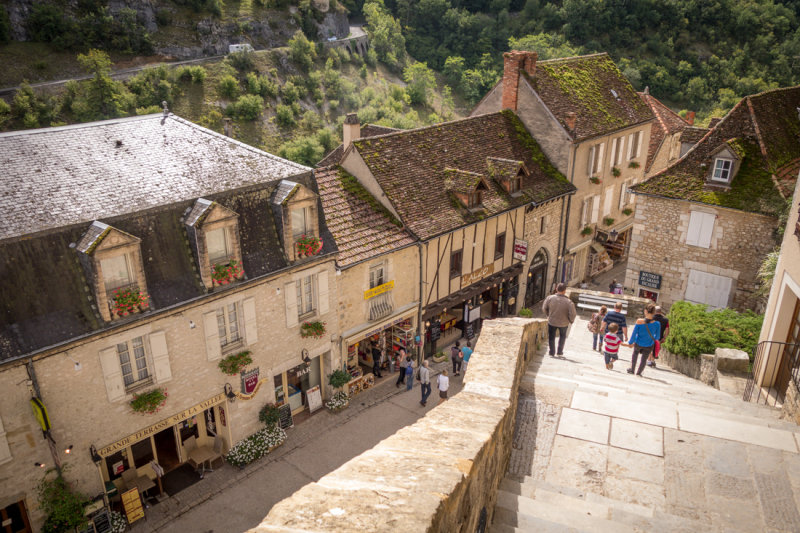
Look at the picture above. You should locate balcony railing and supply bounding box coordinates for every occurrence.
[368,291,394,322]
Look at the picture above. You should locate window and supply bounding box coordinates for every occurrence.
[711,158,733,183]
[540,216,546,234]
[610,136,625,167]
[686,211,716,248]
[217,303,241,350]
[495,233,506,260]
[627,131,642,160]
[296,274,316,316]
[369,263,385,289]
[450,250,463,278]
[131,438,154,468]
[101,254,134,291]
[588,143,605,175]
[581,195,600,226]
[468,191,483,208]
[206,227,232,263]
[619,179,633,209]
[510,175,522,194]
[117,336,150,388]
[291,206,312,240]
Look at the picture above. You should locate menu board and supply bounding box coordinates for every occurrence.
[278,403,294,429]
[306,385,322,413]
[465,323,475,340]
[121,488,144,524]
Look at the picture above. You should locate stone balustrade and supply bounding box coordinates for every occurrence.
[248,317,547,533]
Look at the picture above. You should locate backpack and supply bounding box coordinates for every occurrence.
[587,312,602,334]
[451,345,461,361]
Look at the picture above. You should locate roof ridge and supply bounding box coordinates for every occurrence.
[353,112,506,143]
[0,112,163,138]
[537,52,609,65]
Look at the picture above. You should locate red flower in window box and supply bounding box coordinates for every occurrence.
[295,235,323,258]
[300,321,326,338]
[112,288,149,317]
[211,260,245,286]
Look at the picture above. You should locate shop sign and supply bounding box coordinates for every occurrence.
[513,239,528,261]
[98,393,226,456]
[241,367,260,394]
[462,264,494,286]
[639,271,662,289]
[292,364,311,377]
[364,280,395,300]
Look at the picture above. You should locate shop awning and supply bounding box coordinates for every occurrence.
[423,262,523,320]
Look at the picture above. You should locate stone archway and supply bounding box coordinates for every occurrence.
[525,249,549,309]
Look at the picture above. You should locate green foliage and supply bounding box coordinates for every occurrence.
[258,403,281,426]
[76,49,132,120]
[177,66,207,83]
[403,62,436,106]
[663,301,763,360]
[275,104,296,127]
[127,66,176,108]
[230,94,264,120]
[0,99,10,128]
[278,135,324,165]
[37,471,89,533]
[518,307,533,317]
[130,387,168,414]
[328,369,352,388]
[508,32,582,60]
[246,72,277,98]
[227,51,254,72]
[363,0,406,70]
[172,0,222,16]
[217,75,240,99]
[757,247,780,297]
[281,81,300,104]
[0,7,11,44]
[288,30,317,71]
[218,350,253,375]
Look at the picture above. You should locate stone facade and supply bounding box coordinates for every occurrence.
[624,195,778,310]
[518,199,565,308]
[251,318,548,533]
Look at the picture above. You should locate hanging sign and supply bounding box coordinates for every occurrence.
[241,367,260,394]
[364,280,395,300]
[121,488,144,524]
[465,323,475,340]
[513,239,528,261]
[30,397,51,432]
[462,264,494,286]
[306,385,323,413]
[638,271,662,290]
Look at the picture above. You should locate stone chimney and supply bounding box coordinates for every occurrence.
[686,111,696,126]
[565,111,577,132]
[502,50,538,111]
[343,113,361,149]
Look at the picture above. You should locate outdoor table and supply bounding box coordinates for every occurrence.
[189,446,217,478]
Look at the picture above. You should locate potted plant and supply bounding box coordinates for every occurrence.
[611,166,621,177]
[518,307,533,318]
[300,320,326,338]
[589,176,602,184]
[130,388,168,415]
[225,425,287,468]
[211,260,245,286]
[296,234,323,257]
[328,369,351,389]
[622,207,633,216]
[218,350,253,375]
[259,403,281,427]
[581,226,593,236]
[112,288,149,317]
[628,161,640,169]
[432,350,448,363]
[603,217,615,226]
[325,390,350,412]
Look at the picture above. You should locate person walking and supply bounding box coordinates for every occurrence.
[649,305,670,367]
[404,355,414,391]
[624,303,661,376]
[371,342,383,378]
[608,279,618,294]
[460,341,473,376]
[602,302,628,343]
[437,369,450,404]
[451,342,462,376]
[588,305,607,352]
[542,283,576,357]
[603,323,622,370]
[395,347,408,388]
[419,360,431,406]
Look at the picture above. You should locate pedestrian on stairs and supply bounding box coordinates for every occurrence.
[602,302,628,343]
[649,306,670,368]
[542,283,576,357]
[451,342,462,376]
[588,305,607,352]
[603,323,622,370]
[624,303,661,376]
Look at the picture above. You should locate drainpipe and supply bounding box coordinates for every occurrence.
[27,358,63,475]
[416,241,425,365]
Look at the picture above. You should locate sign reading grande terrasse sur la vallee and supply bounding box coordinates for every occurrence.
[639,271,662,290]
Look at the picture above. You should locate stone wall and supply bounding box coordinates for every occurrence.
[659,348,718,388]
[782,379,800,425]
[564,287,655,320]
[250,317,547,533]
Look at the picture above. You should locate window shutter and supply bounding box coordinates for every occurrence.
[698,212,715,248]
[581,198,589,225]
[587,146,595,176]
[591,195,600,223]
[618,181,627,210]
[149,331,172,384]
[596,143,605,173]
[203,310,221,361]
[0,416,11,465]
[627,134,634,160]
[686,211,711,247]
[603,186,614,216]
[285,281,298,327]
[617,137,625,165]
[318,271,330,315]
[609,138,617,169]
[99,346,126,402]
[242,297,259,345]
[635,132,642,158]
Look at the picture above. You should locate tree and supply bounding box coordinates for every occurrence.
[77,49,128,119]
[37,470,89,533]
[403,62,436,106]
[363,0,406,70]
[288,30,317,71]
[278,135,324,165]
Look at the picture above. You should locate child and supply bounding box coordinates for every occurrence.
[603,323,622,370]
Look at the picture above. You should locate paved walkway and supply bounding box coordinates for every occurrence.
[130,346,467,532]
[493,315,800,532]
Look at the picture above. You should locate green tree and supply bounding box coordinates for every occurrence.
[217,75,240,99]
[288,30,317,71]
[363,0,406,70]
[230,94,264,120]
[278,135,324,165]
[38,471,89,533]
[403,62,436,106]
[77,49,128,119]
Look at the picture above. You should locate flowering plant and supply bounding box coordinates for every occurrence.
[218,350,252,375]
[611,166,621,177]
[109,510,127,533]
[211,260,245,285]
[225,425,286,467]
[589,176,602,184]
[112,288,149,317]
[300,321,326,338]
[130,388,167,414]
[628,161,640,169]
[325,390,349,411]
[295,234,323,257]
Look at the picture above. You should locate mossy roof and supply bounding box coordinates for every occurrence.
[444,168,488,195]
[639,92,690,172]
[351,111,575,240]
[316,124,401,167]
[632,86,800,216]
[524,53,654,141]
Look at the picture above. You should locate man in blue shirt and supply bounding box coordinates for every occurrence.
[461,341,473,376]
[602,302,628,342]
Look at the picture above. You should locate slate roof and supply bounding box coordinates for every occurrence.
[317,124,401,167]
[0,113,309,241]
[351,111,575,240]
[680,126,710,144]
[639,92,690,172]
[523,53,654,141]
[315,166,415,267]
[444,168,487,195]
[632,86,800,216]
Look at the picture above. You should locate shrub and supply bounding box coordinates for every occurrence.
[37,471,89,533]
[278,134,324,165]
[177,66,207,83]
[231,94,264,120]
[622,208,633,216]
[518,307,533,317]
[603,217,615,226]
[663,301,763,359]
[217,74,239,99]
[227,51,254,71]
[281,81,300,104]
[218,350,252,375]
[328,369,351,388]
[258,403,281,427]
[288,30,316,71]
[275,104,296,127]
[130,388,168,414]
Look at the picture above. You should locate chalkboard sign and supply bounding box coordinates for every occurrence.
[465,322,475,340]
[278,403,294,429]
[92,509,111,533]
[429,320,441,342]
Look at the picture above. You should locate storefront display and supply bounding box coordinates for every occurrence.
[344,313,416,379]
[273,355,322,415]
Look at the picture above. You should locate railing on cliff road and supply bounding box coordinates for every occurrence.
[744,341,800,406]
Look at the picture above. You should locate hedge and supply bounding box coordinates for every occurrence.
[662,301,762,359]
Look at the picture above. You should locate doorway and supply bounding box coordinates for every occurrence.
[775,298,800,402]
[154,427,180,473]
[525,249,548,308]
[1,500,31,533]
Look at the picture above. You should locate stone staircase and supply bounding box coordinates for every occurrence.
[491,317,800,532]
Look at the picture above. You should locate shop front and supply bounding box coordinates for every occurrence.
[96,394,230,489]
[524,249,549,309]
[273,353,324,416]
[636,270,662,303]
[595,225,633,263]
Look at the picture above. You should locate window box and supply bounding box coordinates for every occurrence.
[218,350,253,375]
[300,320,326,339]
[611,166,621,177]
[628,161,640,169]
[110,286,149,318]
[211,260,245,286]
[295,235,323,258]
[130,387,167,415]
[581,226,593,236]
[589,176,602,184]
[622,208,633,216]
[603,217,615,226]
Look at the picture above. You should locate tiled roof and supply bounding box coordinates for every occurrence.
[351,111,575,240]
[315,166,415,267]
[524,53,654,141]
[444,168,487,195]
[680,126,710,144]
[633,86,800,215]
[317,124,401,167]
[273,180,300,205]
[639,92,690,171]
[0,113,309,241]
[487,157,527,182]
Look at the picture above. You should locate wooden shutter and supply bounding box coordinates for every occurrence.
[617,137,625,165]
[99,346,126,402]
[591,195,600,223]
[149,331,172,384]
[581,198,590,225]
[285,281,298,327]
[0,416,11,465]
[596,143,605,173]
[242,297,259,345]
[609,138,617,169]
[697,212,715,248]
[203,310,222,361]
[627,133,634,160]
[318,270,330,315]
[618,181,627,210]
[587,146,595,176]
[635,131,642,158]
[603,186,614,216]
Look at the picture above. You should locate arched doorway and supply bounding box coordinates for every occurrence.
[525,249,548,308]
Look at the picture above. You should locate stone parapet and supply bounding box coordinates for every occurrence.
[660,348,718,388]
[249,317,547,533]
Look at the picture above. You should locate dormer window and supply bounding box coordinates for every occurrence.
[445,167,489,211]
[185,198,243,289]
[468,190,483,208]
[711,157,733,183]
[273,180,321,262]
[100,254,135,292]
[487,158,527,196]
[291,206,313,240]
[206,227,234,263]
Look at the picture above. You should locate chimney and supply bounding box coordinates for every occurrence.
[343,113,361,149]
[502,50,537,111]
[686,111,696,126]
[643,86,650,95]
[565,111,577,132]
[223,118,233,137]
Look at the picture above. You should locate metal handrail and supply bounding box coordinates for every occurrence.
[743,341,800,406]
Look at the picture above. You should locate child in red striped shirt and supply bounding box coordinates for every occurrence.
[603,323,622,370]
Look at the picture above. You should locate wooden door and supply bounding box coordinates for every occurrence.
[1,500,32,533]
[775,298,800,402]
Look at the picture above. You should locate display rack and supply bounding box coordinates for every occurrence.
[346,343,359,377]
[392,321,414,355]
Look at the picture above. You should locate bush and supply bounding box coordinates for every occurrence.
[518,308,533,317]
[288,30,316,71]
[37,470,89,533]
[217,75,240,99]
[275,104,296,127]
[227,51,254,71]
[231,94,264,120]
[281,81,300,104]
[328,369,352,388]
[278,135,324,166]
[258,403,281,427]
[177,66,207,83]
[663,301,763,359]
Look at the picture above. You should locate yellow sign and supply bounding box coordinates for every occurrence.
[30,398,51,432]
[462,264,494,286]
[122,488,144,524]
[364,280,395,300]
[99,393,226,456]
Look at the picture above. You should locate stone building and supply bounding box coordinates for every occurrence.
[0,114,339,530]
[626,86,800,309]
[472,51,654,287]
